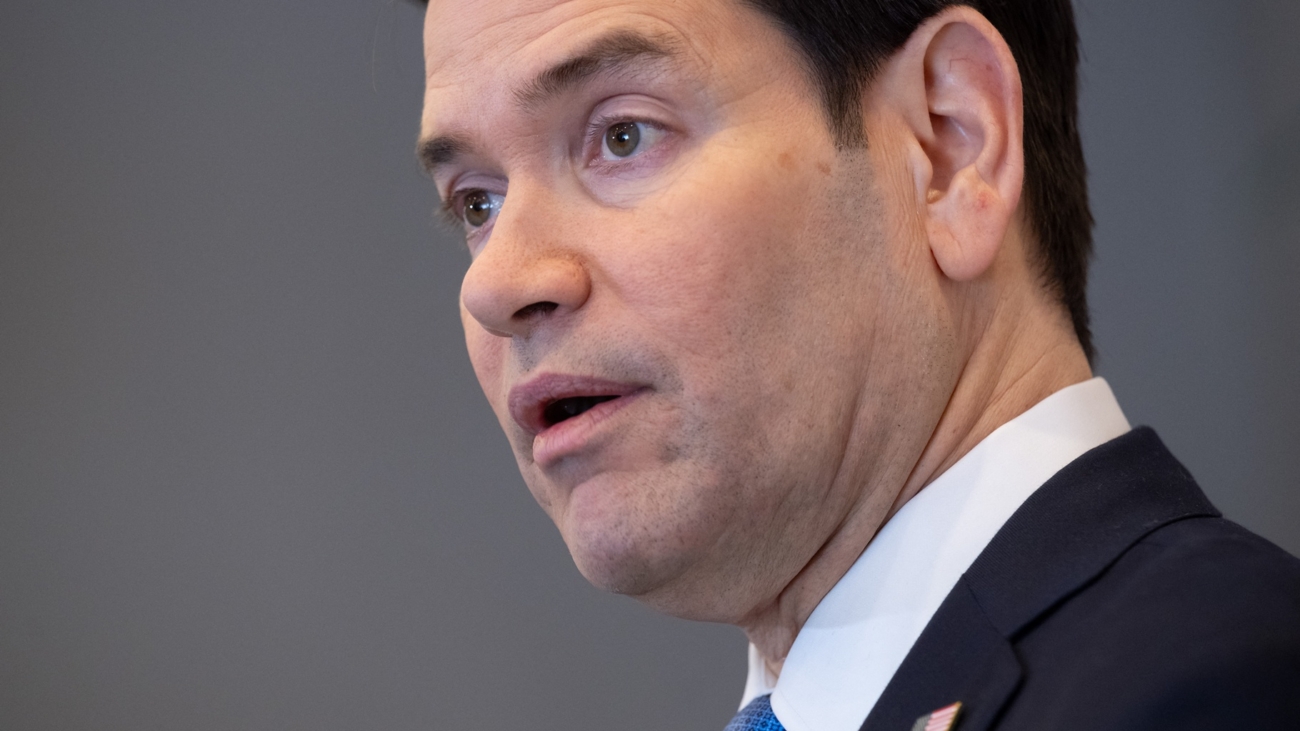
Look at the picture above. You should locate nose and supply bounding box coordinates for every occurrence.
[459,204,591,339]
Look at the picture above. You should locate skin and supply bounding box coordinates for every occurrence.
[419,0,1091,671]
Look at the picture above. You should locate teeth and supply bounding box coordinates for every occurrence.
[543,395,618,426]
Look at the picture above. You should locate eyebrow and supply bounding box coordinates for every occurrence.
[514,30,679,109]
[417,29,682,178]
[417,135,469,176]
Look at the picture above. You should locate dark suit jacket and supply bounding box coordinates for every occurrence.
[861,427,1300,731]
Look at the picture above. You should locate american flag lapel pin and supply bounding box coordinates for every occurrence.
[909,701,962,731]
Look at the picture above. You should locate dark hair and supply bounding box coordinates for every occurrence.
[415,0,1094,359]
[742,0,1094,360]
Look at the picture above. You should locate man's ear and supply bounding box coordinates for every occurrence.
[879,8,1025,283]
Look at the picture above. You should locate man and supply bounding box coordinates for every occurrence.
[415,0,1300,728]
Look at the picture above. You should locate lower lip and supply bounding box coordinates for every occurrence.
[532,389,648,467]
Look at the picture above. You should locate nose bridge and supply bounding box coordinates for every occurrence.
[460,181,592,338]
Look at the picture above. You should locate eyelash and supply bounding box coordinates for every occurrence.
[584,114,666,166]
[585,114,625,149]
[440,192,476,229]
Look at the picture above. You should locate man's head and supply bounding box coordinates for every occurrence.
[418,0,1091,627]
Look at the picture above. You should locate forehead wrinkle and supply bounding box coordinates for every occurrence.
[512,29,684,111]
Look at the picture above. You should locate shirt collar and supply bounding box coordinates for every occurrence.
[741,377,1130,731]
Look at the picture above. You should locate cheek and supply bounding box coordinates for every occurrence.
[604,150,817,356]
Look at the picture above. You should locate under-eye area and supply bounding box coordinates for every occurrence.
[542,395,620,427]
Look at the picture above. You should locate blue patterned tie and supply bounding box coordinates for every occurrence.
[724,694,786,731]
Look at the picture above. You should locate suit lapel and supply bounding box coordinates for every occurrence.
[859,428,1219,731]
[859,579,1021,731]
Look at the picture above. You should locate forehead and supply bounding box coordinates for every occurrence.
[424,0,724,78]
[420,0,781,136]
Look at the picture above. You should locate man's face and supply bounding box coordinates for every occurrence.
[421,0,954,619]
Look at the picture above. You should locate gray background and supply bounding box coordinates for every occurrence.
[1,1,1296,729]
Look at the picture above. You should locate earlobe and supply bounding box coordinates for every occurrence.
[927,165,1015,281]
[891,9,1025,283]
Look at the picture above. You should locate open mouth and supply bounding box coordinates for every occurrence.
[542,395,620,428]
[508,374,647,438]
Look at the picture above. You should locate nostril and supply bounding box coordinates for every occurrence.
[514,301,559,320]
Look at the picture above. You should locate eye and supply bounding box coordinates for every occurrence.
[599,121,662,161]
[604,121,641,158]
[458,189,503,229]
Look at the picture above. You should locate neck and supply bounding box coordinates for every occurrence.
[738,291,1092,672]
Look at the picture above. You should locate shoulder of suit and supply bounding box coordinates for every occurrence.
[1000,515,1300,729]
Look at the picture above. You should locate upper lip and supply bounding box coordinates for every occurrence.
[507,373,646,437]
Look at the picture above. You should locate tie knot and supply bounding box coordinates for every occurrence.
[724,694,786,731]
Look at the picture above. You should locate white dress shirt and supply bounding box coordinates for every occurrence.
[739,377,1131,731]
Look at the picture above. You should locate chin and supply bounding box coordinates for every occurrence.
[564,519,677,597]
[541,453,749,617]
[559,501,707,608]
[559,503,742,622]
[571,547,728,621]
